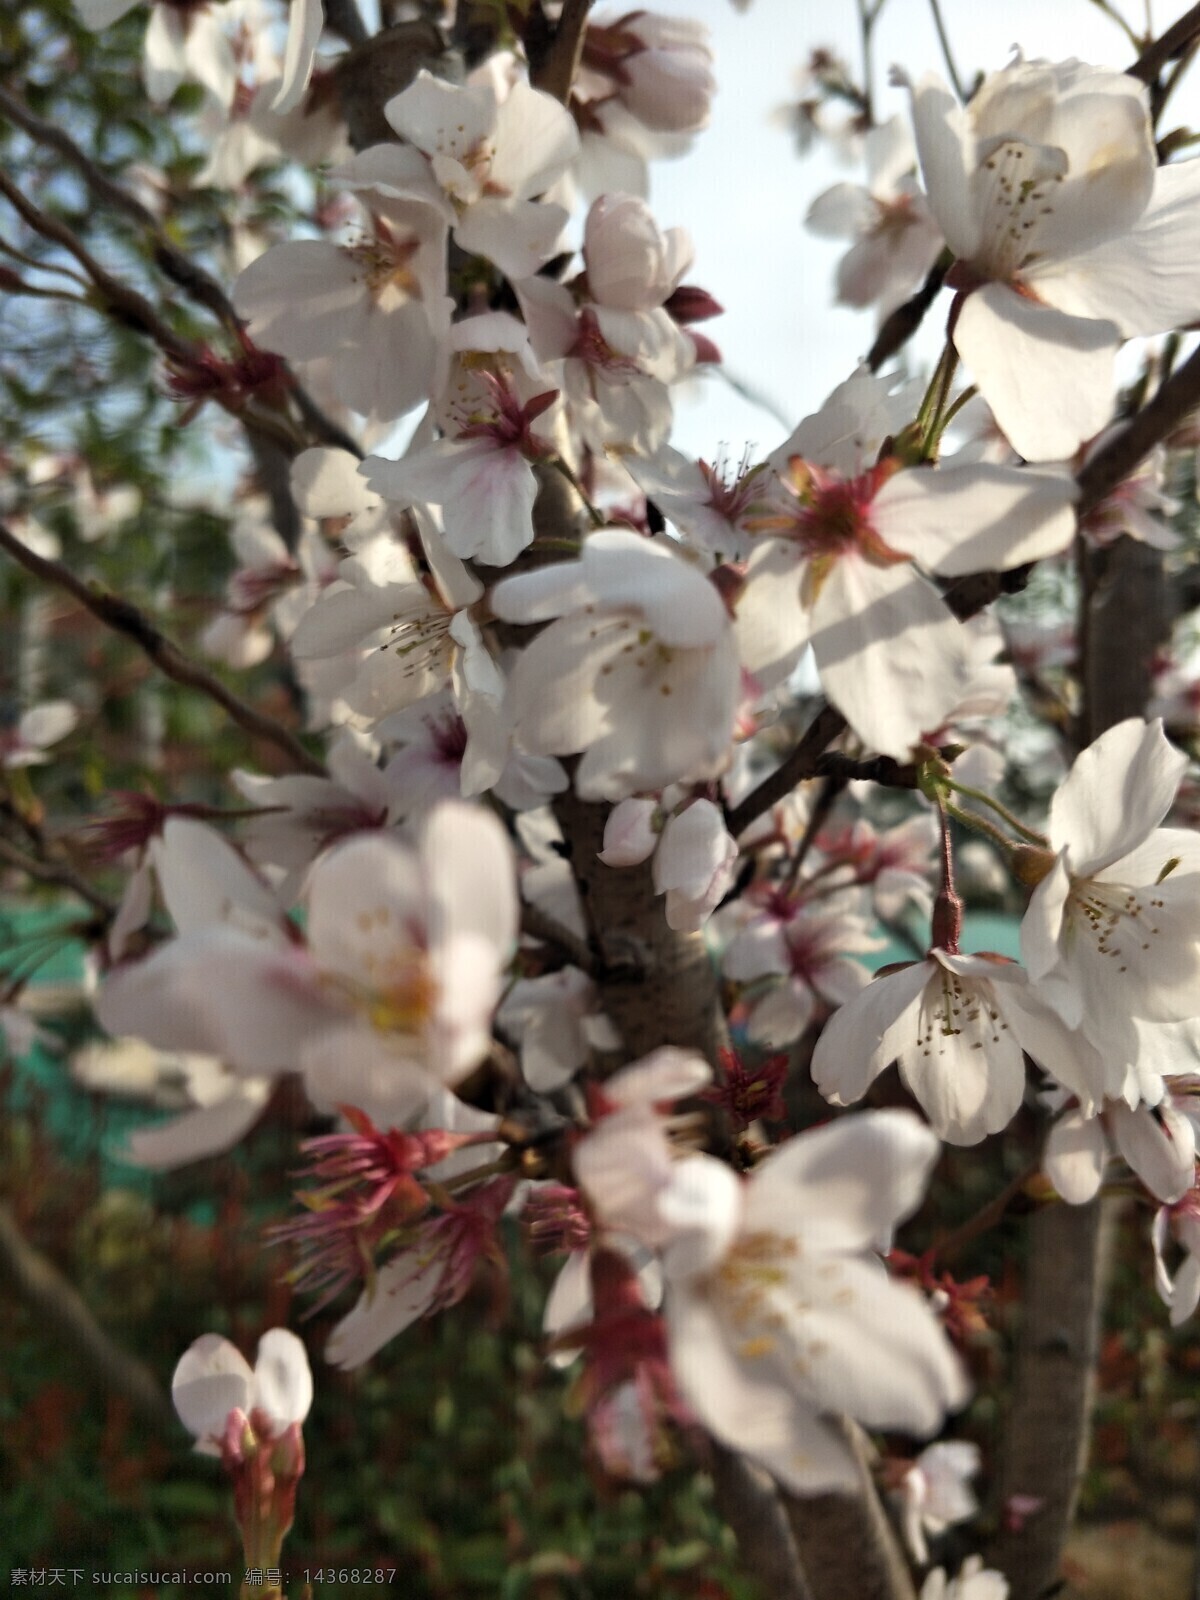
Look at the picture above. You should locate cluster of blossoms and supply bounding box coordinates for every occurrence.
[43,0,1200,1591]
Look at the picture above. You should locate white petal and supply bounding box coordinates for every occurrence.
[1049,718,1186,876]
[125,1078,272,1170]
[153,818,284,938]
[326,1249,445,1368]
[811,962,932,1108]
[422,800,517,960]
[272,0,323,115]
[172,1334,254,1446]
[809,556,969,760]
[1034,158,1200,338]
[1110,1099,1196,1203]
[252,1328,313,1430]
[953,284,1118,463]
[876,463,1076,577]
[744,1108,941,1255]
[907,72,981,259]
[1044,1108,1107,1203]
[665,1285,861,1494]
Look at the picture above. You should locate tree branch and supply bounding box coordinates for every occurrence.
[323,0,371,48]
[0,833,116,920]
[725,702,848,840]
[1077,340,1200,515]
[710,1446,815,1600]
[784,1421,918,1600]
[1129,0,1200,83]
[530,0,593,103]
[0,1202,176,1436]
[0,96,361,458]
[0,519,325,777]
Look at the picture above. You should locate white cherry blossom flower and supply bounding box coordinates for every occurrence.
[363,315,560,569]
[1020,718,1200,1071]
[649,1113,968,1493]
[491,529,740,801]
[738,370,1077,757]
[1044,1092,1196,1205]
[908,57,1200,460]
[382,71,579,280]
[806,115,944,318]
[725,898,881,1048]
[233,159,451,424]
[1153,1188,1200,1325]
[97,805,518,1127]
[812,948,1110,1146]
[920,1557,1009,1600]
[1,700,78,768]
[900,1439,982,1566]
[583,193,693,312]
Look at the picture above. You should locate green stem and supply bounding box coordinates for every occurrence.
[944,778,1049,845]
[551,457,605,528]
[942,800,1021,858]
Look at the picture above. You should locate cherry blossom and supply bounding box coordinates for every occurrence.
[490,529,740,801]
[920,1558,1009,1600]
[724,894,882,1048]
[1044,1091,1196,1205]
[739,369,1077,756]
[97,805,518,1126]
[382,71,580,281]
[360,312,566,570]
[908,57,1200,460]
[1019,717,1200,1073]
[1153,1186,1200,1325]
[811,948,1109,1145]
[648,1113,968,1492]
[806,115,944,318]
[233,157,451,423]
[1,700,78,768]
[898,1439,982,1566]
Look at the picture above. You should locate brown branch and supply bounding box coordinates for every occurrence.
[0,1202,176,1435]
[1077,340,1200,515]
[1129,0,1200,83]
[0,84,239,332]
[867,255,950,372]
[0,833,116,919]
[0,519,325,777]
[784,1421,918,1600]
[710,1445,815,1600]
[323,0,371,48]
[725,702,848,840]
[0,90,360,457]
[530,0,593,103]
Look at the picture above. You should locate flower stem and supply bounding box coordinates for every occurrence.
[944,779,1049,845]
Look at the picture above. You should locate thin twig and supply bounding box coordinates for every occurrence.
[725,703,848,841]
[0,87,361,457]
[0,519,325,777]
[0,834,115,919]
[0,84,239,332]
[0,1202,176,1435]
[927,0,966,102]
